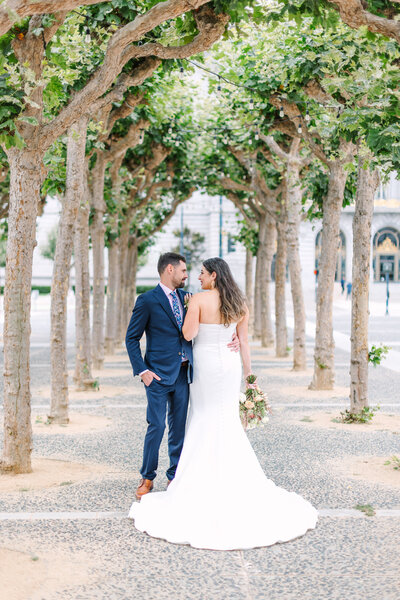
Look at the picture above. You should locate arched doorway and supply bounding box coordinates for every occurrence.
[373,227,400,282]
[315,230,346,281]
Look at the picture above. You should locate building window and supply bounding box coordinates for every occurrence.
[373,227,400,282]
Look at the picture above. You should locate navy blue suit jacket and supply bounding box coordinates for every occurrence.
[125,284,193,386]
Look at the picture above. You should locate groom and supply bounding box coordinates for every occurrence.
[126,252,239,500]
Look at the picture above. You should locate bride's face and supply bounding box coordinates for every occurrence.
[198,266,216,290]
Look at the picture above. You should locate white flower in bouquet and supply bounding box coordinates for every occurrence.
[239,392,246,403]
[262,416,269,424]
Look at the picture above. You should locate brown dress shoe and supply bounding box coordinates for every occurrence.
[167,479,173,487]
[135,478,153,500]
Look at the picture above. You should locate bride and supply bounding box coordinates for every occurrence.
[129,257,318,550]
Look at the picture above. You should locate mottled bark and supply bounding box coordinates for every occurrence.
[275,219,288,358]
[74,181,95,390]
[105,237,119,355]
[126,238,139,327]
[326,0,400,44]
[1,149,41,473]
[49,116,88,423]
[0,0,102,36]
[310,164,348,389]
[350,158,379,412]
[260,214,276,348]
[90,155,107,369]
[245,248,254,332]
[262,136,306,370]
[253,221,265,340]
[117,221,130,345]
[120,238,137,337]
[286,156,307,370]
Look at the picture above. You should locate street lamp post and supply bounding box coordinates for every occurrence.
[381,260,392,315]
[180,205,184,255]
[219,195,223,259]
[385,271,390,316]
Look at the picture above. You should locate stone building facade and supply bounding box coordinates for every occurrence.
[31,174,400,294]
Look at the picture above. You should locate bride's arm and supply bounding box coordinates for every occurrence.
[182,294,201,341]
[236,306,252,378]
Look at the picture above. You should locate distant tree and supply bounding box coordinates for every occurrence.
[40,226,58,262]
[0,239,6,268]
[173,226,206,285]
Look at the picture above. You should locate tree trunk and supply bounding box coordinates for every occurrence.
[253,218,266,340]
[275,219,288,358]
[126,239,139,321]
[74,180,95,390]
[245,247,254,332]
[90,155,107,369]
[121,238,138,337]
[260,214,275,347]
[117,221,130,345]
[49,117,88,422]
[349,158,379,412]
[286,161,307,370]
[310,163,347,388]
[105,237,119,355]
[1,148,41,473]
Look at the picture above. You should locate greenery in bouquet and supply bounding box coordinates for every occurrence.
[239,375,271,430]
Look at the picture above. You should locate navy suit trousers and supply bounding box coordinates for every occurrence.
[141,363,189,481]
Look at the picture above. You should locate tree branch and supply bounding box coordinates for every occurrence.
[225,191,254,225]
[220,176,252,194]
[137,189,195,243]
[0,0,103,36]
[39,3,225,149]
[105,118,149,162]
[121,5,229,63]
[258,145,281,171]
[259,133,289,162]
[326,0,400,43]
[271,98,330,166]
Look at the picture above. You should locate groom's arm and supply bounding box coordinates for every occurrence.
[125,294,150,376]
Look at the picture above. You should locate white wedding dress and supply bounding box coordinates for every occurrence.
[129,323,318,550]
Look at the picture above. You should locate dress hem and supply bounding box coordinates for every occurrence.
[128,514,318,551]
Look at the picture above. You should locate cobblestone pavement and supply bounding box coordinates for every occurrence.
[0,288,400,599]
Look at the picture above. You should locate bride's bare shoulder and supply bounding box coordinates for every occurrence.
[192,291,217,303]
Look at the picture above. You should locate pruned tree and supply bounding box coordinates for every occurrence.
[0,0,238,473]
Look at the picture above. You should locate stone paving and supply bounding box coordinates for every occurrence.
[1,289,400,599]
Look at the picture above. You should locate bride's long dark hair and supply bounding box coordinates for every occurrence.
[202,257,246,326]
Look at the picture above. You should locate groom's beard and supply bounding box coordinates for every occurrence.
[176,281,186,289]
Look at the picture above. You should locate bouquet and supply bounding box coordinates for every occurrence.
[239,374,271,430]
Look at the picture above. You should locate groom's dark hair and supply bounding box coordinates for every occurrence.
[157,252,186,275]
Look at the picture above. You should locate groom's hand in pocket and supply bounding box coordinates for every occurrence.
[141,371,161,387]
[227,332,240,353]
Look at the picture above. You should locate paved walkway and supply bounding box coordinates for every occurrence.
[1,286,400,598]
[1,333,400,599]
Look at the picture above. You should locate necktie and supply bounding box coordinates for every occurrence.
[170,291,183,329]
[171,291,186,361]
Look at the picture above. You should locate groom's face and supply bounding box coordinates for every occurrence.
[171,260,188,289]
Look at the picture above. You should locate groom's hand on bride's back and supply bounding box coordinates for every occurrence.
[141,370,161,387]
[227,332,240,353]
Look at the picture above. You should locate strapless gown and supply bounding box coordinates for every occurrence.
[129,323,318,550]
